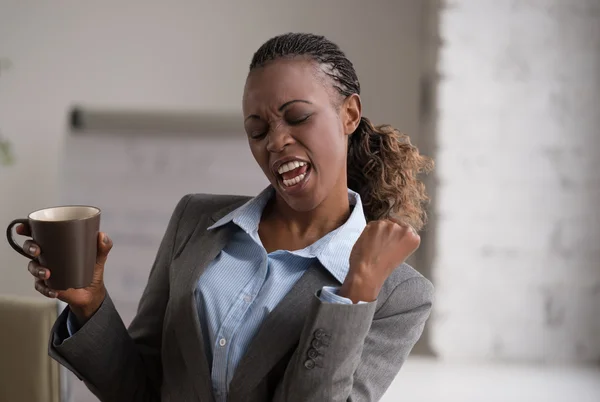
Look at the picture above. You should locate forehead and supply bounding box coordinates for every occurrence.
[243,59,333,112]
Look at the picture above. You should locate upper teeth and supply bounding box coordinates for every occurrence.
[277,161,306,174]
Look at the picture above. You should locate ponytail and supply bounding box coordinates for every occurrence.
[347,117,433,229]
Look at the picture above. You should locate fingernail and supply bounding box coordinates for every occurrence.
[103,234,110,244]
[48,291,57,298]
[28,245,37,255]
[37,268,46,278]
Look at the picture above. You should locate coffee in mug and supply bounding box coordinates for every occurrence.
[6,205,101,290]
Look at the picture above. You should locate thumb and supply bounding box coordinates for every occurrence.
[96,232,113,265]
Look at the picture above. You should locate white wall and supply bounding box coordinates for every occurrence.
[432,0,600,363]
[0,0,425,297]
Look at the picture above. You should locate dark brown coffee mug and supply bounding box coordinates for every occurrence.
[6,205,101,290]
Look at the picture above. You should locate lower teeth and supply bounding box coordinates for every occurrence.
[283,173,306,187]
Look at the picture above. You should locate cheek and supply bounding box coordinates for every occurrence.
[310,119,347,164]
[249,141,271,173]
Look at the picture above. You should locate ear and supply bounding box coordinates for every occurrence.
[342,94,362,136]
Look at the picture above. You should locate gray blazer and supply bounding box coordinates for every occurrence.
[48,193,434,402]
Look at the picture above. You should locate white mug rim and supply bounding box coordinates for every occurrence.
[28,205,101,222]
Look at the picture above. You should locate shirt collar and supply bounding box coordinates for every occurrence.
[207,186,274,233]
[207,186,367,284]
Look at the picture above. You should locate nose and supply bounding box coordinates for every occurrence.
[266,124,294,153]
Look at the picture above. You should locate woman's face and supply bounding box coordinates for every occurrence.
[243,58,361,212]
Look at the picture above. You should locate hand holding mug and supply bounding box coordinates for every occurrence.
[6,205,112,325]
[18,223,113,324]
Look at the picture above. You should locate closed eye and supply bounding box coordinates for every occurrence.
[288,115,311,125]
[249,131,267,140]
[246,119,268,140]
[247,114,311,139]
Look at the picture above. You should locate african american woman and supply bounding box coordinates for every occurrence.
[20,33,434,402]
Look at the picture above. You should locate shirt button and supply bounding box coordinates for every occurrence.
[219,338,227,347]
[244,295,253,303]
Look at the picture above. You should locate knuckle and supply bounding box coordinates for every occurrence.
[407,232,421,247]
[371,220,388,231]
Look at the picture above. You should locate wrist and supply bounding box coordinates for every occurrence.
[70,288,106,326]
[339,270,381,304]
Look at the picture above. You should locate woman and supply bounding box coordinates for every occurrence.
[20,33,433,402]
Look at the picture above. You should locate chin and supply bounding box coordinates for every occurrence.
[272,178,326,213]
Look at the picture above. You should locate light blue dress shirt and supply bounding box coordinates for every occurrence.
[66,187,366,402]
[196,186,366,401]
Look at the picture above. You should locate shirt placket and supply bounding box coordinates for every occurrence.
[211,247,269,401]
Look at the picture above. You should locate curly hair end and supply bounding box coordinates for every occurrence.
[348,117,433,229]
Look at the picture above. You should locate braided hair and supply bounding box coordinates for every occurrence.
[250,33,433,229]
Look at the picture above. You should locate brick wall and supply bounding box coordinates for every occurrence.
[431,0,600,363]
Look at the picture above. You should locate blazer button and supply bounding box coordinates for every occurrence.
[311,339,323,349]
[314,329,326,339]
[304,359,316,370]
[307,348,320,359]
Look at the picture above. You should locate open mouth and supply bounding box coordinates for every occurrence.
[276,160,312,189]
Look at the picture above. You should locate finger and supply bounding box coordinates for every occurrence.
[96,232,113,266]
[406,224,417,236]
[22,240,41,258]
[34,279,57,298]
[15,223,32,236]
[27,260,50,280]
[388,217,416,234]
[386,218,409,234]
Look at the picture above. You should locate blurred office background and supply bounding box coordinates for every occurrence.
[1,0,599,401]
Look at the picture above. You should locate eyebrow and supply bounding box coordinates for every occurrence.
[244,99,313,122]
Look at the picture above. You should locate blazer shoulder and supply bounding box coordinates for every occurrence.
[375,263,434,316]
[168,193,252,257]
[386,262,430,289]
[168,192,250,227]
[183,193,252,216]
[175,192,251,223]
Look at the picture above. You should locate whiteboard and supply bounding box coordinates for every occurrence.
[60,133,268,325]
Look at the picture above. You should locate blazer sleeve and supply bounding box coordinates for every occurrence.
[48,194,193,402]
[273,275,434,402]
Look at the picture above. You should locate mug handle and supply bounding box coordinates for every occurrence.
[6,218,34,259]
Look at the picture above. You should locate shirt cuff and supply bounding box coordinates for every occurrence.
[66,310,81,337]
[320,286,367,305]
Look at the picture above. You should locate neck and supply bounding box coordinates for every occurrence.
[267,186,350,240]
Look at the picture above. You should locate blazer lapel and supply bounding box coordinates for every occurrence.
[170,209,237,402]
[228,262,339,398]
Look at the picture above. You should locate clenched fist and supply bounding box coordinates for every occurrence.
[340,219,420,303]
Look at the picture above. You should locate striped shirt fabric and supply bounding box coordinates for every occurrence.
[196,186,367,401]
